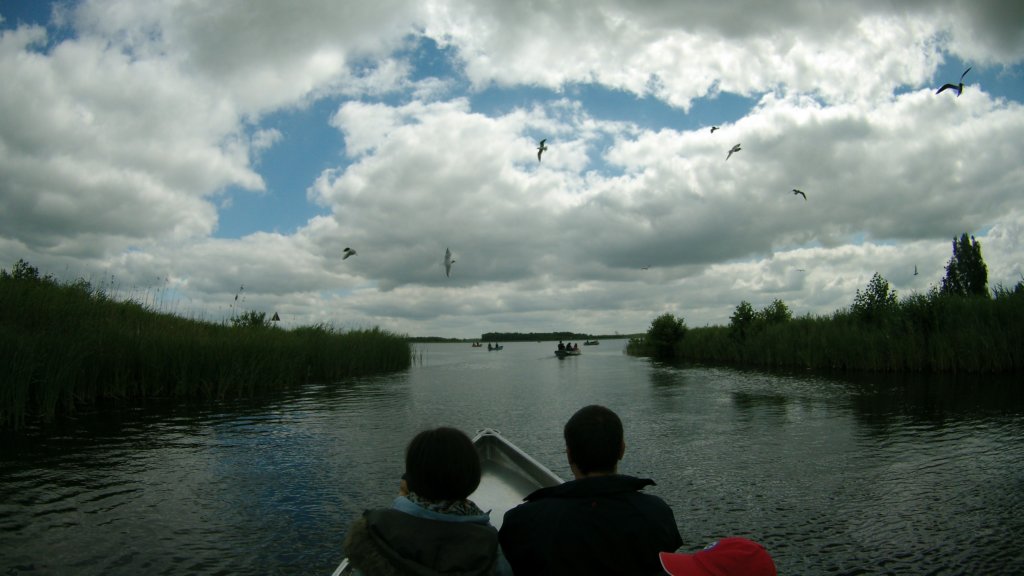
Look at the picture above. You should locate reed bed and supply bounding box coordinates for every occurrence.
[628,291,1024,374]
[1,271,411,429]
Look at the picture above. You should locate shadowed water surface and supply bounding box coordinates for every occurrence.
[2,341,1022,574]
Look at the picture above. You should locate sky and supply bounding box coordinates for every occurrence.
[1,1,1022,338]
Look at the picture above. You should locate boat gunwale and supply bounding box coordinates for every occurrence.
[473,428,563,489]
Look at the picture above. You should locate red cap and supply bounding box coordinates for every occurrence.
[659,537,777,576]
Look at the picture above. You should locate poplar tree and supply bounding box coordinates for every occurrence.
[941,233,988,297]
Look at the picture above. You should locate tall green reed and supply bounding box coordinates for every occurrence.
[0,270,411,429]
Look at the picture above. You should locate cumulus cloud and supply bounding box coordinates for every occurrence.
[419,0,1014,108]
[0,26,262,255]
[0,1,1021,336]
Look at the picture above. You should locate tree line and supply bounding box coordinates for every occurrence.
[629,233,1024,373]
[479,331,601,342]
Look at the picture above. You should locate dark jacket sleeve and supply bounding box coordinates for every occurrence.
[498,505,545,576]
[344,516,403,576]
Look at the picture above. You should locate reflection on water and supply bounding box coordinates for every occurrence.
[641,365,1024,575]
[1,342,1022,575]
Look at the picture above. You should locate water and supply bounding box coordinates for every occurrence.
[2,341,1023,575]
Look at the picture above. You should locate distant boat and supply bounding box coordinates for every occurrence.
[583,340,599,346]
[555,349,581,358]
[471,342,482,347]
[488,344,504,351]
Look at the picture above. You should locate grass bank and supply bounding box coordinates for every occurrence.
[627,290,1024,373]
[1,266,411,429]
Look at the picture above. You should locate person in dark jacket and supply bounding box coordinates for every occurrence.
[343,427,503,576]
[498,405,683,575]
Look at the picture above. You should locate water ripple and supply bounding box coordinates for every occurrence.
[2,346,1023,574]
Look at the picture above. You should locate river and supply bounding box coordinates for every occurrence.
[1,340,1022,575]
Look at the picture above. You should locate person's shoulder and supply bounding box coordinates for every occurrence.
[500,493,557,530]
[634,490,674,510]
[502,498,539,521]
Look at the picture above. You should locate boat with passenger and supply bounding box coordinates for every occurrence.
[583,340,599,346]
[555,348,581,358]
[331,429,564,575]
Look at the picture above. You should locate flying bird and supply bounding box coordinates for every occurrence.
[537,139,547,162]
[726,143,741,160]
[444,247,455,278]
[710,126,719,134]
[792,189,807,200]
[936,67,971,96]
[342,247,357,260]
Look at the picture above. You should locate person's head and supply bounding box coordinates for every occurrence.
[659,538,776,576]
[404,427,481,502]
[563,405,625,476]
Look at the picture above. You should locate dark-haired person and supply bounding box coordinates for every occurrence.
[343,427,504,575]
[499,405,682,575]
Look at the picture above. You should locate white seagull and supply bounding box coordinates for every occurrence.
[342,247,357,260]
[444,248,455,278]
[726,143,741,160]
[537,139,548,162]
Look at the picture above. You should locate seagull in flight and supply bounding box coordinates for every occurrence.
[444,247,455,278]
[710,126,719,134]
[792,189,807,200]
[537,139,547,162]
[936,67,971,97]
[342,247,357,260]
[726,143,741,160]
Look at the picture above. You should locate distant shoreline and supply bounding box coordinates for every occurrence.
[407,333,641,343]
[626,295,1024,374]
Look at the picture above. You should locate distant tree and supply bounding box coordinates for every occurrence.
[231,310,270,329]
[10,259,39,281]
[941,233,988,297]
[646,312,687,358]
[758,299,792,324]
[1,259,57,283]
[852,272,897,321]
[729,301,756,340]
